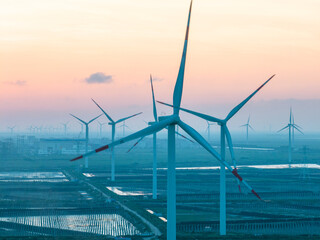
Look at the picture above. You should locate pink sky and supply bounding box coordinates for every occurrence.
[1,0,319,129]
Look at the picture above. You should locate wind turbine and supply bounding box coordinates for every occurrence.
[158,74,274,235]
[61,122,69,136]
[278,107,303,167]
[91,98,142,182]
[127,75,194,199]
[70,113,102,168]
[240,115,254,142]
[70,2,263,239]
[206,121,215,143]
[8,126,16,135]
[118,121,131,137]
[97,121,107,138]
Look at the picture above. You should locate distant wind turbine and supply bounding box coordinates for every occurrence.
[61,122,69,136]
[70,2,264,239]
[70,113,102,168]
[97,121,107,138]
[8,126,16,135]
[240,115,254,142]
[127,75,193,200]
[91,98,142,182]
[278,107,303,167]
[206,121,215,143]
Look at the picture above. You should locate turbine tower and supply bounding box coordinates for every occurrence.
[158,74,274,235]
[70,2,264,239]
[278,107,303,167]
[91,99,142,182]
[240,115,254,142]
[70,113,102,168]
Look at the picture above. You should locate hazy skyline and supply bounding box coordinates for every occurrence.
[1,0,319,131]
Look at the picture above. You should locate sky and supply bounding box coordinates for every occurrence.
[1,0,320,133]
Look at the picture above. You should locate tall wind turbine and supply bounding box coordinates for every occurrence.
[127,75,194,199]
[158,74,274,235]
[91,99,142,182]
[240,115,254,141]
[70,2,263,239]
[70,114,102,168]
[278,107,303,167]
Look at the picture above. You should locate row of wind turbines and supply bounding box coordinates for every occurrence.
[67,1,283,239]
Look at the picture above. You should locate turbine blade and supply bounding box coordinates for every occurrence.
[157,101,223,123]
[115,112,143,124]
[70,116,175,161]
[175,130,194,143]
[173,1,193,115]
[150,75,158,122]
[240,124,247,127]
[127,136,145,153]
[249,124,255,132]
[293,124,303,130]
[224,125,236,166]
[277,125,289,133]
[91,98,114,123]
[225,75,275,121]
[178,120,262,201]
[293,125,304,134]
[70,114,87,125]
[88,114,103,124]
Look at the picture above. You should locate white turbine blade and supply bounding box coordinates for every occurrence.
[88,114,103,124]
[290,107,292,124]
[277,125,289,133]
[115,112,143,124]
[150,75,158,122]
[127,136,145,153]
[70,114,87,125]
[225,75,275,121]
[240,124,247,128]
[294,124,303,130]
[70,116,176,161]
[91,98,114,123]
[173,1,193,115]
[293,125,304,134]
[178,120,262,201]
[249,124,255,132]
[157,101,223,123]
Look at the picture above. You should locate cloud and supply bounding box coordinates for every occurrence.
[5,80,27,86]
[85,72,113,84]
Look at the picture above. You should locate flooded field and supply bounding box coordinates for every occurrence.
[0,172,68,182]
[0,214,140,236]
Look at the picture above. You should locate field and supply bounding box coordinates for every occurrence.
[0,133,319,239]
